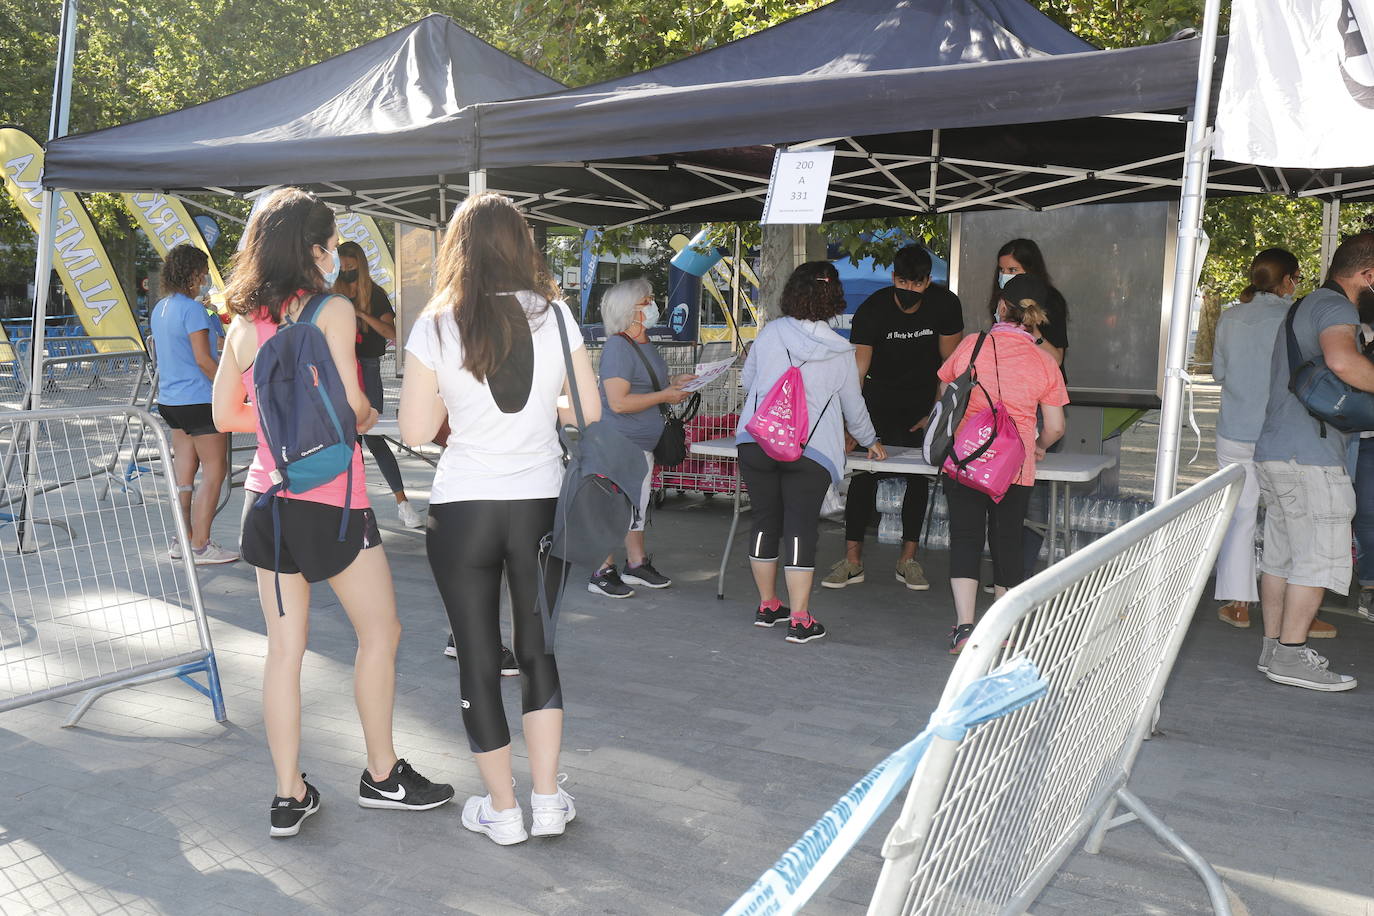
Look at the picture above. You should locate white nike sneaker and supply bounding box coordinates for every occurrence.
[461,795,527,846]
[530,776,576,837]
[396,500,423,529]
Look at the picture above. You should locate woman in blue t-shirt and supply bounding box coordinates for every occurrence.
[150,244,237,565]
[587,277,695,599]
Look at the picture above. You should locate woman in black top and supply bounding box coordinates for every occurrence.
[334,241,421,529]
[987,238,1069,368]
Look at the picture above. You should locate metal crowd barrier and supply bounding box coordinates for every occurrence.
[0,406,225,727]
[866,463,1243,915]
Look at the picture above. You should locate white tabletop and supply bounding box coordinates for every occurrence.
[689,438,1113,483]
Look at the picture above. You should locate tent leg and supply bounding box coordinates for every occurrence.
[1153,0,1224,506]
[1319,198,1341,278]
[469,169,487,195]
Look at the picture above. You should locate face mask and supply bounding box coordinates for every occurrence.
[894,287,923,310]
[338,268,359,284]
[318,246,340,285]
[198,276,212,298]
[997,272,1015,289]
[640,301,660,328]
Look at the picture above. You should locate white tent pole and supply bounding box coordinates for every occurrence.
[1320,198,1342,278]
[1153,0,1224,505]
[469,170,487,195]
[28,0,80,409]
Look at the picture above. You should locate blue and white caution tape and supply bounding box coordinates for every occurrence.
[723,658,1048,916]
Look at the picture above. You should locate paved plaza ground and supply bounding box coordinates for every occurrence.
[2,382,1373,915]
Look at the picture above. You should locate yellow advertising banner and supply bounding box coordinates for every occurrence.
[121,192,227,312]
[0,127,144,353]
[335,212,396,297]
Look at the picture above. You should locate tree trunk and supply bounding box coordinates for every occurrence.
[758,224,827,321]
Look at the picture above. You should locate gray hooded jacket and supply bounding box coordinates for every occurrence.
[735,317,878,483]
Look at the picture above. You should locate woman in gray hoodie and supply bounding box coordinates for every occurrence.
[735,261,886,644]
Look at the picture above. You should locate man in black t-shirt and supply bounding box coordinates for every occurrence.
[823,246,963,592]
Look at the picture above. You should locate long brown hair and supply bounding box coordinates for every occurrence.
[335,240,373,313]
[224,188,336,323]
[427,193,558,383]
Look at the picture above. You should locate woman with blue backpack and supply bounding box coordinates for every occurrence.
[212,188,453,838]
[736,261,885,644]
[399,192,601,846]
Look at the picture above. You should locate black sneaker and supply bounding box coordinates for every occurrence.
[588,566,635,599]
[358,758,455,811]
[270,776,320,837]
[754,603,791,627]
[1358,588,1374,623]
[444,635,457,658]
[948,623,976,655]
[622,558,671,589]
[500,645,519,677]
[786,617,827,644]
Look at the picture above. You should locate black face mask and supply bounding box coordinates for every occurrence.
[894,287,923,310]
[338,269,359,283]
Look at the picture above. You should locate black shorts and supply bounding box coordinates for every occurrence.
[158,402,219,437]
[240,492,381,582]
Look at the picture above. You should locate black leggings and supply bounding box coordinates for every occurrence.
[737,443,832,569]
[359,357,405,494]
[426,499,565,753]
[944,477,1034,587]
[844,471,929,544]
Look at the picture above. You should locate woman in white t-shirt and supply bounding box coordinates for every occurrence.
[399,193,600,847]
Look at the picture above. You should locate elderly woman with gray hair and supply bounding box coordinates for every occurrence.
[588,277,696,599]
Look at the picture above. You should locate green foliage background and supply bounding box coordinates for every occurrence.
[0,0,1369,308]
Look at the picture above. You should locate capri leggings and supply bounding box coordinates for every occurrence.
[358,356,405,494]
[426,498,566,753]
[737,442,832,569]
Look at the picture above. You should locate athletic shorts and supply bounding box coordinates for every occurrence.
[158,402,218,437]
[1255,460,1355,594]
[240,491,381,582]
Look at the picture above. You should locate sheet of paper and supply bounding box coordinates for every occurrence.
[681,356,737,392]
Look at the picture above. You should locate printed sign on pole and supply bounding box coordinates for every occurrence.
[122,191,227,311]
[761,147,835,225]
[1,127,144,353]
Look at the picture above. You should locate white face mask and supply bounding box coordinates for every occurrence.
[997,272,1015,289]
[198,275,212,298]
[640,300,660,329]
[317,245,340,285]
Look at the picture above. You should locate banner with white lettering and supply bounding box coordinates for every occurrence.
[1215,0,1374,167]
[335,212,396,297]
[121,192,227,311]
[0,127,144,353]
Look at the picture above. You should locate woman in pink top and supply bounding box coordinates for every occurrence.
[936,273,1068,654]
[212,188,452,838]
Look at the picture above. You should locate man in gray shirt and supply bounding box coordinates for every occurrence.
[1252,232,1374,691]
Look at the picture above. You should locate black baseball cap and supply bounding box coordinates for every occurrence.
[1000,273,1048,314]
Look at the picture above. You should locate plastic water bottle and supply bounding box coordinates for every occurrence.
[878,513,902,545]
[876,477,907,514]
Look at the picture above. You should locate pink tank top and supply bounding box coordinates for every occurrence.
[243,310,369,509]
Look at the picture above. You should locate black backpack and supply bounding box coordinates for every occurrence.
[922,332,989,466]
[537,306,648,647]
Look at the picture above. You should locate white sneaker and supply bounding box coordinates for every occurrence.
[168,539,182,560]
[191,541,239,566]
[396,500,424,529]
[530,776,576,838]
[461,795,527,845]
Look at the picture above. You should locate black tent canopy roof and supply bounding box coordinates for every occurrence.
[41,0,1374,229]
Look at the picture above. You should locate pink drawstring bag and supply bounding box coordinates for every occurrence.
[745,365,810,462]
[942,403,1024,502]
